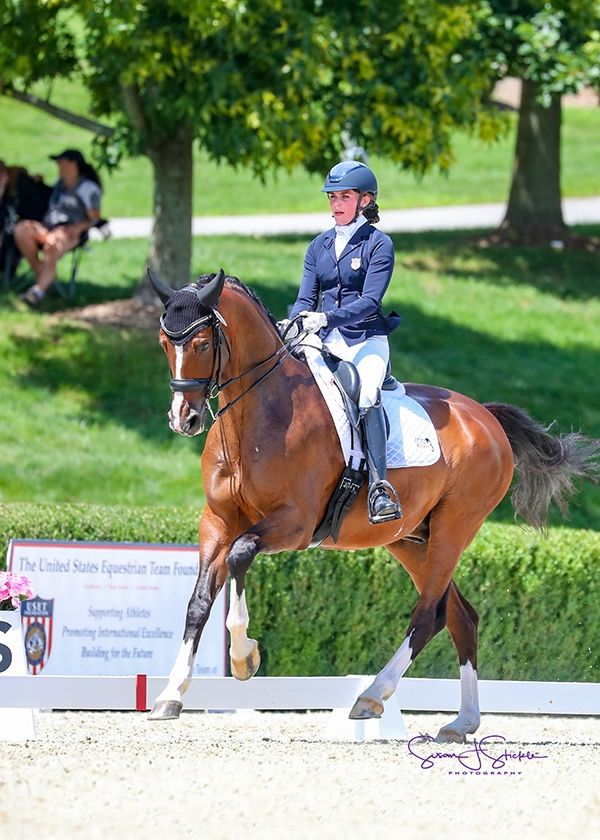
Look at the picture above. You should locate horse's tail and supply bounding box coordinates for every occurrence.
[484,402,600,529]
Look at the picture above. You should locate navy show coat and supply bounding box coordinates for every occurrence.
[289,223,400,346]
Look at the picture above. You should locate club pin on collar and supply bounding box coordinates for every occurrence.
[351,257,361,270]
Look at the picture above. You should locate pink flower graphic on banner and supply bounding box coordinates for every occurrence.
[0,571,35,610]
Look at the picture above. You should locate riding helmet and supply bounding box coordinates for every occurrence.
[321,161,378,198]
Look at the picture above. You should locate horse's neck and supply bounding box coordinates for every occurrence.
[219,290,284,394]
[217,289,322,428]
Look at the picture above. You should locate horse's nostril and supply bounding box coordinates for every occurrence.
[181,409,202,436]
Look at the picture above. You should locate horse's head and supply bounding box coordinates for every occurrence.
[150,268,227,437]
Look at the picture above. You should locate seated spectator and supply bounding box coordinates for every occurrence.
[0,160,10,240]
[14,149,102,307]
[1,160,53,273]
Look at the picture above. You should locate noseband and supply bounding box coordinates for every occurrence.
[162,307,297,421]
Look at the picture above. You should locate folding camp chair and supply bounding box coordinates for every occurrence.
[2,217,111,299]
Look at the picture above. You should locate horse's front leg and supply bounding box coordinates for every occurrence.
[226,534,262,680]
[225,506,306,681]
[148,512,230,721]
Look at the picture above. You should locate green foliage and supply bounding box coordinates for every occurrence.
[1,1,513,284]
[1,1,503,176]
[482,0,600,100]
[3,86,600,213]
[1,507,597,681]
[0,503,198,560]
[0,0,77,84]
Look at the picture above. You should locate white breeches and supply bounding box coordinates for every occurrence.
[323,329,390,408]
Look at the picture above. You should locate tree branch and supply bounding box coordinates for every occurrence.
[120,82,148,136]
[3,85,114,137]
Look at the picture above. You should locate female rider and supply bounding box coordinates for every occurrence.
[280,160,402,524]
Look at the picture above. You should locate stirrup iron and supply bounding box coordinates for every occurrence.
[368,480,403,524]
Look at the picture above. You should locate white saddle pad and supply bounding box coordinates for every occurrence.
[300,337,441,469]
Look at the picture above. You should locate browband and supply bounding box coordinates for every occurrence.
[159,312,213,341]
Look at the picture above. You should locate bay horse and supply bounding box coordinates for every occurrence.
[147,269,598,742]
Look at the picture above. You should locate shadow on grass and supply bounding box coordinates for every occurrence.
[1,274,139,311]
[10,320,185,446]
[5,224,598,312]
[390,224,600,302]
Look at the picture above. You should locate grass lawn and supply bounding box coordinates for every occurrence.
[1,78,600,216]
[1,229,599,529]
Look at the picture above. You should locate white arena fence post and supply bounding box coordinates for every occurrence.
[0,611,36,742]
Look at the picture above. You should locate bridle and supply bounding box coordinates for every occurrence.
[162,308,304,423]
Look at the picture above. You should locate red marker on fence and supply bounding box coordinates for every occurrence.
[135,674,148,711]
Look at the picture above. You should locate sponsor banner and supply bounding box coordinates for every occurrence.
[7,540,226,677]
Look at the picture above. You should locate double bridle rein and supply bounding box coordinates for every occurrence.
[161,308,301,422]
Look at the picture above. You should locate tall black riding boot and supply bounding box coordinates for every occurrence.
[360,397,403,524]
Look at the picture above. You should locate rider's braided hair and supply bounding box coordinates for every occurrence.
[362,198,380,224]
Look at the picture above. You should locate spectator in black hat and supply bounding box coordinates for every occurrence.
[14,149,102,307]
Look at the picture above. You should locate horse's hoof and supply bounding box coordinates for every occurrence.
[147,700,183,721]
[231,640,261,681]
[348,694,384,720]
[435,726,467,744]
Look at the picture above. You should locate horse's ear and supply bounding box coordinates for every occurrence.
[194,268,225,310]
[147,267,174,305]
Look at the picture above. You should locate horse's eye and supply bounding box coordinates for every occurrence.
[198,341,210,353]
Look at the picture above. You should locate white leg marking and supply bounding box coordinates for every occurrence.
[458,661,480,727]
[226,581,256,661]
[154,638,195,704]
[363,631,414,703]
[170,345,185,433]
[443,661,480,735]
[435,660,480,741]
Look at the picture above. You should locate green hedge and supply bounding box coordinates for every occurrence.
[1,504,598,681]
[0,503,199,553]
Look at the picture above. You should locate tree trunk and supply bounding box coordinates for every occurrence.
[137,124,193,300]
[501,78,566,242]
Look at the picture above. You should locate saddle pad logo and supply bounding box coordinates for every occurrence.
[350,258,361,270]
[415,436,435,451]
[21,596,54,674]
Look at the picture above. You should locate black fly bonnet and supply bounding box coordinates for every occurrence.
[159,271,226,346]
[149,268,226,394]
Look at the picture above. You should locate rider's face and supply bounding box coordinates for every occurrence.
[327,190,370,225]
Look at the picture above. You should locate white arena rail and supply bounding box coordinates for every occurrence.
[1,675,599,715]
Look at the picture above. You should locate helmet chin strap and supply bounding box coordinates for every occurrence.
[351,192,364,223]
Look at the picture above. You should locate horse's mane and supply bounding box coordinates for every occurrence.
[194,274,277,330]
[196,273,279,331]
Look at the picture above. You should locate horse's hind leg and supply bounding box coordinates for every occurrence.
[349,580,451,721]
[436,581,480,743]
[349,520,481,729]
